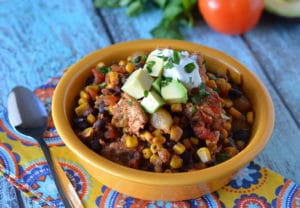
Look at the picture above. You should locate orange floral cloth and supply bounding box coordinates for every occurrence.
[0,77,299,208]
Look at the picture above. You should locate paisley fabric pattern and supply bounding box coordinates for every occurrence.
[0,77,299,207]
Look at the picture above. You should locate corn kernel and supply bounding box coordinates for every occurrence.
[87,114,96,124]
[97,61,105,69]
[190,137,199,145]
[170,155,183,169]
[80,127,93,139]
[125,135,138,148]
[173,143,186,155]
[222,147,238,157]
[229,107,242,118]
[80,90,90,99]
[139,131,153,142]
[150,143,162,153]
[142,148,152,159]
[216,78,231,94]
[85,84,100,93]
[75,103,90,117]
[170,103,182,112]
[78,97,88,105]
[154,165,163,172]
[152,136,166,144]
[149,154,160,165]
[197,147,212,163]
[246,111,254,124]
[107,105,114,115]
[223,122,232,131]
[207,79,217,89]
[152,129,162,137]
[221,98,233,108]
[220,128,228,139]
[125,62,135,73]
[182,138,192,149]
[170,125,183,142]
[118,60,126,66]
[236,140,246,151]
[222,137,231,146]
[108,71,119,87]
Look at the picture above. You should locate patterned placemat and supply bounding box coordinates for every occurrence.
[0,77,299,208]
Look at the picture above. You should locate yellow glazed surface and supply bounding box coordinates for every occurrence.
[52,39,274,201]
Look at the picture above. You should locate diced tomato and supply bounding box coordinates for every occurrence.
[92,68,105,84]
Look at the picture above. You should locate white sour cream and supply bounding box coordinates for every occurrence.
[149,49,202,89]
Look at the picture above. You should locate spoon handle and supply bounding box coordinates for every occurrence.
[37,138,84,208]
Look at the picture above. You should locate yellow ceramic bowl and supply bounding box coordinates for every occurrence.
[52,39,274,201]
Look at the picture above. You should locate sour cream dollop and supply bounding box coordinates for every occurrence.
[149,49,202,89]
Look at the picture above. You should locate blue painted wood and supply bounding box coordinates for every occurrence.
[0,0,111,206]
[0,0,111,112]
[0,0,299,206]
[99,7,300,184]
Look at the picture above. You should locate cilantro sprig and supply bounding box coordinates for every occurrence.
[191,83,210,104]
[94,0,198,39]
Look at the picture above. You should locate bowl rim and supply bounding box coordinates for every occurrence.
[52,39,274,186]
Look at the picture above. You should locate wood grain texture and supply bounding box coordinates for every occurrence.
[0,0,299,206]
[244,14,300,128]
[0,0,111,206]
[0,0,111,112]
[99,8,300,183]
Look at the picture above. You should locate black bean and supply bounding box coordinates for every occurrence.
[228,88,242,99]
[181,151,192,164]
[164,140,176,149]
[85,75,94,85]
[134,56,141,64]
[98,102,106,114]
[72,117,89,130]
[90,139,101,151]
[233,129,251,142]
[93,118,105,130]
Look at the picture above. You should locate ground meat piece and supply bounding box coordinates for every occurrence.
[194,52,209,83]
[112,93,148,134]
[184,87,224,143]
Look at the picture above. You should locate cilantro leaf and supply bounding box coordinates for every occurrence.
[184,62,195,73]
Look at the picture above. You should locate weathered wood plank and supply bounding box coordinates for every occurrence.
[0,0,112,112]
[99,8,300,183]
[244,14,300,127]
[0,0,112,206]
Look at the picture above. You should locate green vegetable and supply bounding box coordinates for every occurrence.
[265,0,300,18]
[184,62,195,73]
[191,83,210,104]
[98,67,111,74]
[94,0,198,39]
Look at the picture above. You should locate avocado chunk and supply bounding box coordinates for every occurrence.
[141,90,165,113]
[143,55,164,77]
[161,79,188,104]
[121,68,154,99]
[151,76,162,93]
[265,0,300,18]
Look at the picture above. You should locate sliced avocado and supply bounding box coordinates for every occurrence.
[121,68,153,99]
[265,0,300,18]
[161,79,188,104]
[152,76,162,93]
[143,55,164,77]
[141,90,165,113]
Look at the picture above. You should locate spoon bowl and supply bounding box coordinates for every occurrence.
[7,86,83,208]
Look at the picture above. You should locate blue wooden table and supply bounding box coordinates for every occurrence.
[0,1,299,206]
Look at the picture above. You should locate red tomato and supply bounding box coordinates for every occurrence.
[198,0,264,35]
